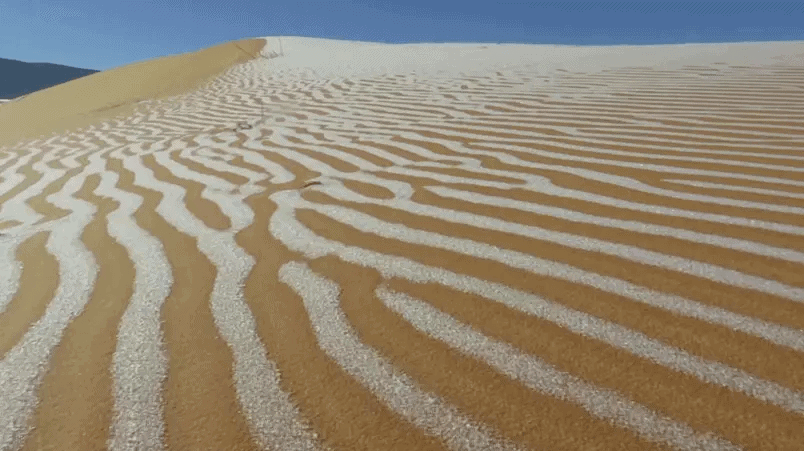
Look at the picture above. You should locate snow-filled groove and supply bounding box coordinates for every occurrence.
[375,287,742,451]
[101,158,171,451]
[0,162,99,451]
[122,153,322,451]
[269,190,804,415]
[280,261,521,451]
[1,36,803,450]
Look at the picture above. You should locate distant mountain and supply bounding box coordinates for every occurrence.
[0,58,98,100]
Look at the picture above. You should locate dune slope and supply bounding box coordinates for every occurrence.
[0,38,266,147]
[1,37,804,451]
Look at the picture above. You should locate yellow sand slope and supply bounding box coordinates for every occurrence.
[0,38,265,147]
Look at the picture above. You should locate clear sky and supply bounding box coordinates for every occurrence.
[1,1,803,71]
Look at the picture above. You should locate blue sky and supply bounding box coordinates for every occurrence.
[1,1,802,71]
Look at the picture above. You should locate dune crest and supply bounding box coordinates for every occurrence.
[0,38,265,147]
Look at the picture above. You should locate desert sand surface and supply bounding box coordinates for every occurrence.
[1,36,804,451]
[0,38,265,148]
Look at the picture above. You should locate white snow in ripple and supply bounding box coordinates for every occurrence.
[0,233,26,316]
[123,154,322,450]
[304,180,804,304]
[280,261,520,451]
[2,34,803,450]
[268,189,804,415]
[100,148,172,451]
[305,178,804,352]
[426,185,804,265]
[376,287,741,451]
[0,162,100,450]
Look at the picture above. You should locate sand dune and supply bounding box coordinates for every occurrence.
[1,36,804,451]
[0,38,265,148]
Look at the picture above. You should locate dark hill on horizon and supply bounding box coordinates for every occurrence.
[0,57,98,100]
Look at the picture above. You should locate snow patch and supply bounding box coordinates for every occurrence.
[255,36,804,79]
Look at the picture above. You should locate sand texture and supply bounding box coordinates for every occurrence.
[0,38,266,147]
[1,36,804,450]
